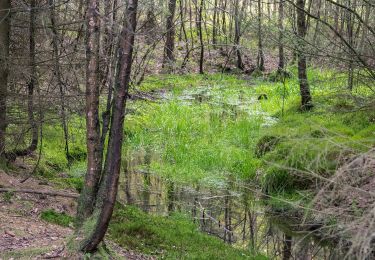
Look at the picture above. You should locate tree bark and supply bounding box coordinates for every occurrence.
[180,0,190,69]
[212,0,218,46]
[197,0,204,74]
[296,0,313,110]
[77,0,102,226]
[0,0,10,159]
[278,0,285,71]
[257,0,265,71]
[80,0,138,252]
[234,0,244,70]
[162,0,177,71]
[49,0,71,164]
[100,0,118,150]
[13,0,38,157]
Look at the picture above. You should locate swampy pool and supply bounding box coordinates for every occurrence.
[118,79,344,259]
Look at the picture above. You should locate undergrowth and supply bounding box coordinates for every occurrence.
[41,209,75,227]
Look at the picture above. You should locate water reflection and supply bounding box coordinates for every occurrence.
[118,149,344,259]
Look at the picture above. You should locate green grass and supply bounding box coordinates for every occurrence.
[257,102,375,193]
[125,69,375,196]
[109,205,265,259]
[41,209,75,227]
[126,75,264,186]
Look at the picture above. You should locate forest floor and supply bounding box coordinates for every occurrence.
[0,160,154,260]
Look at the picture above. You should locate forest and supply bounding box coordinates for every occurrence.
[0,0,374,259]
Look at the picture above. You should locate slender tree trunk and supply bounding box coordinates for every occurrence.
[0,0,10,159]
[77,0,102,226]
[80,0,138,252]
[278,0,285,71]
[144,1,156,45]
[13,0,38,157]
[100,0,117,148]
[224,192,232,244]
[26,0,38,154]
[197,0,204,74]
[49,0,71,164]
[296,0,313,110]
[212,0,218,46]
[189,0,194,50]
[358,2,370,55]
[257,0,265,71]
[222,0,227,49]
[162,0,177,71]
[346,0,354,90]
[311,0,322,47]
[334,2,339,31]
[222,0,227,35]
[180,0,190,69]
[234,0,244,70]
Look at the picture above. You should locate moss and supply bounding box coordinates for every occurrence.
[40,209,74,227]
[2,191,14,203]
[0,247,52,259]
[109,205,264,259]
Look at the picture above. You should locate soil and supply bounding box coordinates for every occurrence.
[0,160,154,260]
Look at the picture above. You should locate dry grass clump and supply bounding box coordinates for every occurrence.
[313,148,375,259]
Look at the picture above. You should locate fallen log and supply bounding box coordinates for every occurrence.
[0,188,79,198]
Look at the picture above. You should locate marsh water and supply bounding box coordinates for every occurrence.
[118,85,345,259]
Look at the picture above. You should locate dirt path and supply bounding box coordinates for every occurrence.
[0,165,153,260]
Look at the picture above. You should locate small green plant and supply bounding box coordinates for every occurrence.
[40,209,74,227]
[2,191,14,203]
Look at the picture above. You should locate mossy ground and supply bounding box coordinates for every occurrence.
[40,206,264,259]
[109,205,265,259]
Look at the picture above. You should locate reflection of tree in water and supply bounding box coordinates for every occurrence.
[120,150,347,259]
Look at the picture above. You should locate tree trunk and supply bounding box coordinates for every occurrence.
[197,0,204,74]
[49,0,71,164]
[296,0,313,110]
[358,2,370,55]
[144,1,156,45]
[278,0,285,71]
[212,0,218,46]
[180,0,190,70]
[13,0,38,157]
[162,0,177,71]
[257,0,265,71]
[234,0,244,70]
[77,0,102,226]
[0,0,10,159]
[224,191,232,243]
[346,1,354,90]
[80,0,138,252]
